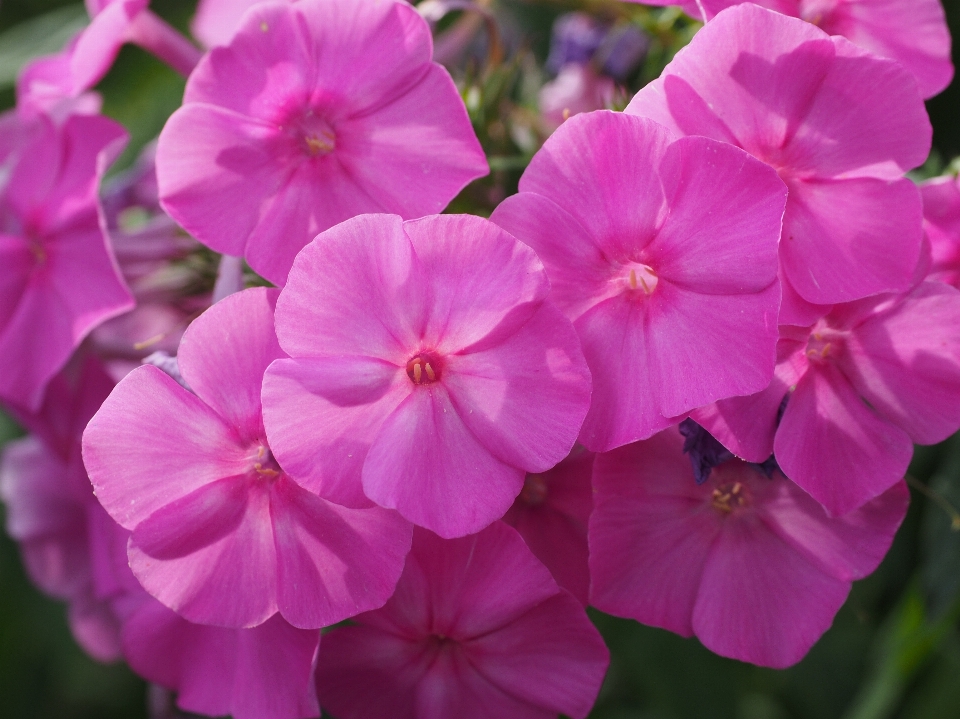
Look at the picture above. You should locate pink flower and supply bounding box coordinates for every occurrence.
[262,213,592,539]
[316,522,609,719]
[156,0,489,286]
[83,287,413,628]
[491,111,785,451]
[0,356,124,662]
[502,448,594,605]
[638,0,953,99]
[920,175,960,289]
[589,427,909,668]
[696,281,960,515]
[0,112,133,411]
[627,4,931,306]
[539,64,616,132]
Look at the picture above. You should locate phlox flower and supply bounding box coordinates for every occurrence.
[638,0,952,99]
[0,112,133,411]
[589,426,909,668]
[262,213,592,539]
[491,111,785,451]
[539,64,616,132]
[316,522,610,719]
[695,281,960,515]
[627,4,931,307]
[83,287,413,629]
[0,356,123,662]
[503,448,594,604]
[920,175,960,289]
[157,0,489,285]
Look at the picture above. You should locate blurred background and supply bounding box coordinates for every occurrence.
[2,1,960,717]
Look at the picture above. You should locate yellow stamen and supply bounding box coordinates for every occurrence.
[629,269,638,290]
[425,363,436,381]
[414,361,422,383]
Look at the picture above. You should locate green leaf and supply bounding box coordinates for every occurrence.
[0,4,88,90]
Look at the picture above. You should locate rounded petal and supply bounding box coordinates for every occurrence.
[444,303,591,473]
[774,364,914,516]
[362,387,523,538]
[177,288,285,443]
[271,478,412,628]
[82,365,249,529]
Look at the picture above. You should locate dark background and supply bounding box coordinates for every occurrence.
[1,2,960,718]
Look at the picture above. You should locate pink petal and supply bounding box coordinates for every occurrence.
[262,357,407,508]
[82,365,250,529]
[466,592,609,719]
[589,434,722,636]
[71,0,148,93]
[177,288,284,443]
[774,364,914,516]
[574,295,676,451]
[191,0,263,48]
[780,176,923,304]
[692,517,851,668]
[156,104,288,261]
[337,65,488,218]
[362,387,523,538]
[402,214,548,353]
[274,213,426,362]
[128,481,278,627]
[755,478,909,582]
[122,600,320,719]
[650,134,785,294]
[514,111,672,260]
[839,282,960,444]
[271,477,412,628]
[443,303,591,472]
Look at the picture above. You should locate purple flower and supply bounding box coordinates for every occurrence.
[492,111,785,451]
[157,0,489,285]
[627,4,931,306]
[589,426,909,668]
[316,522,609,719]
[920,175,960,290]
[262,213,592,539]
[0,112,133,411]
[83,288,412,629]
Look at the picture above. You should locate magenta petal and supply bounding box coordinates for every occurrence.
[122,601,320,719]
[466,592,609,719]
[274,214,426,362]
[362,388,523,538]
[128,482,278,628]
[402,214,548,352]
[178,288,284,443]
[157,104,287,260]
[316,625,429,719]
[775,364,914,516]
[262,357,406,508]
[271,477,412,628]
[444,303,591,472]
[71,0,148,93]
[589,435,721,635]
[338,65,488,218]
[83,366,249,529]
[515,111,672,259]
[781,176,923,304]
[692,517,850,669]
[757,478,909,582]
[840,282,960,445]
[191,0,262,48]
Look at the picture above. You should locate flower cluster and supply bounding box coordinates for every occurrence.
[1,0,959,717]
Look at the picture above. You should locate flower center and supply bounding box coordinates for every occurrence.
[251,444,282,480]
[805,328,844,364]
[624,262,658,295]
[711,481,750,514]
[295,112,336,157]
[519,473,549,506]
[406,352,442,385]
